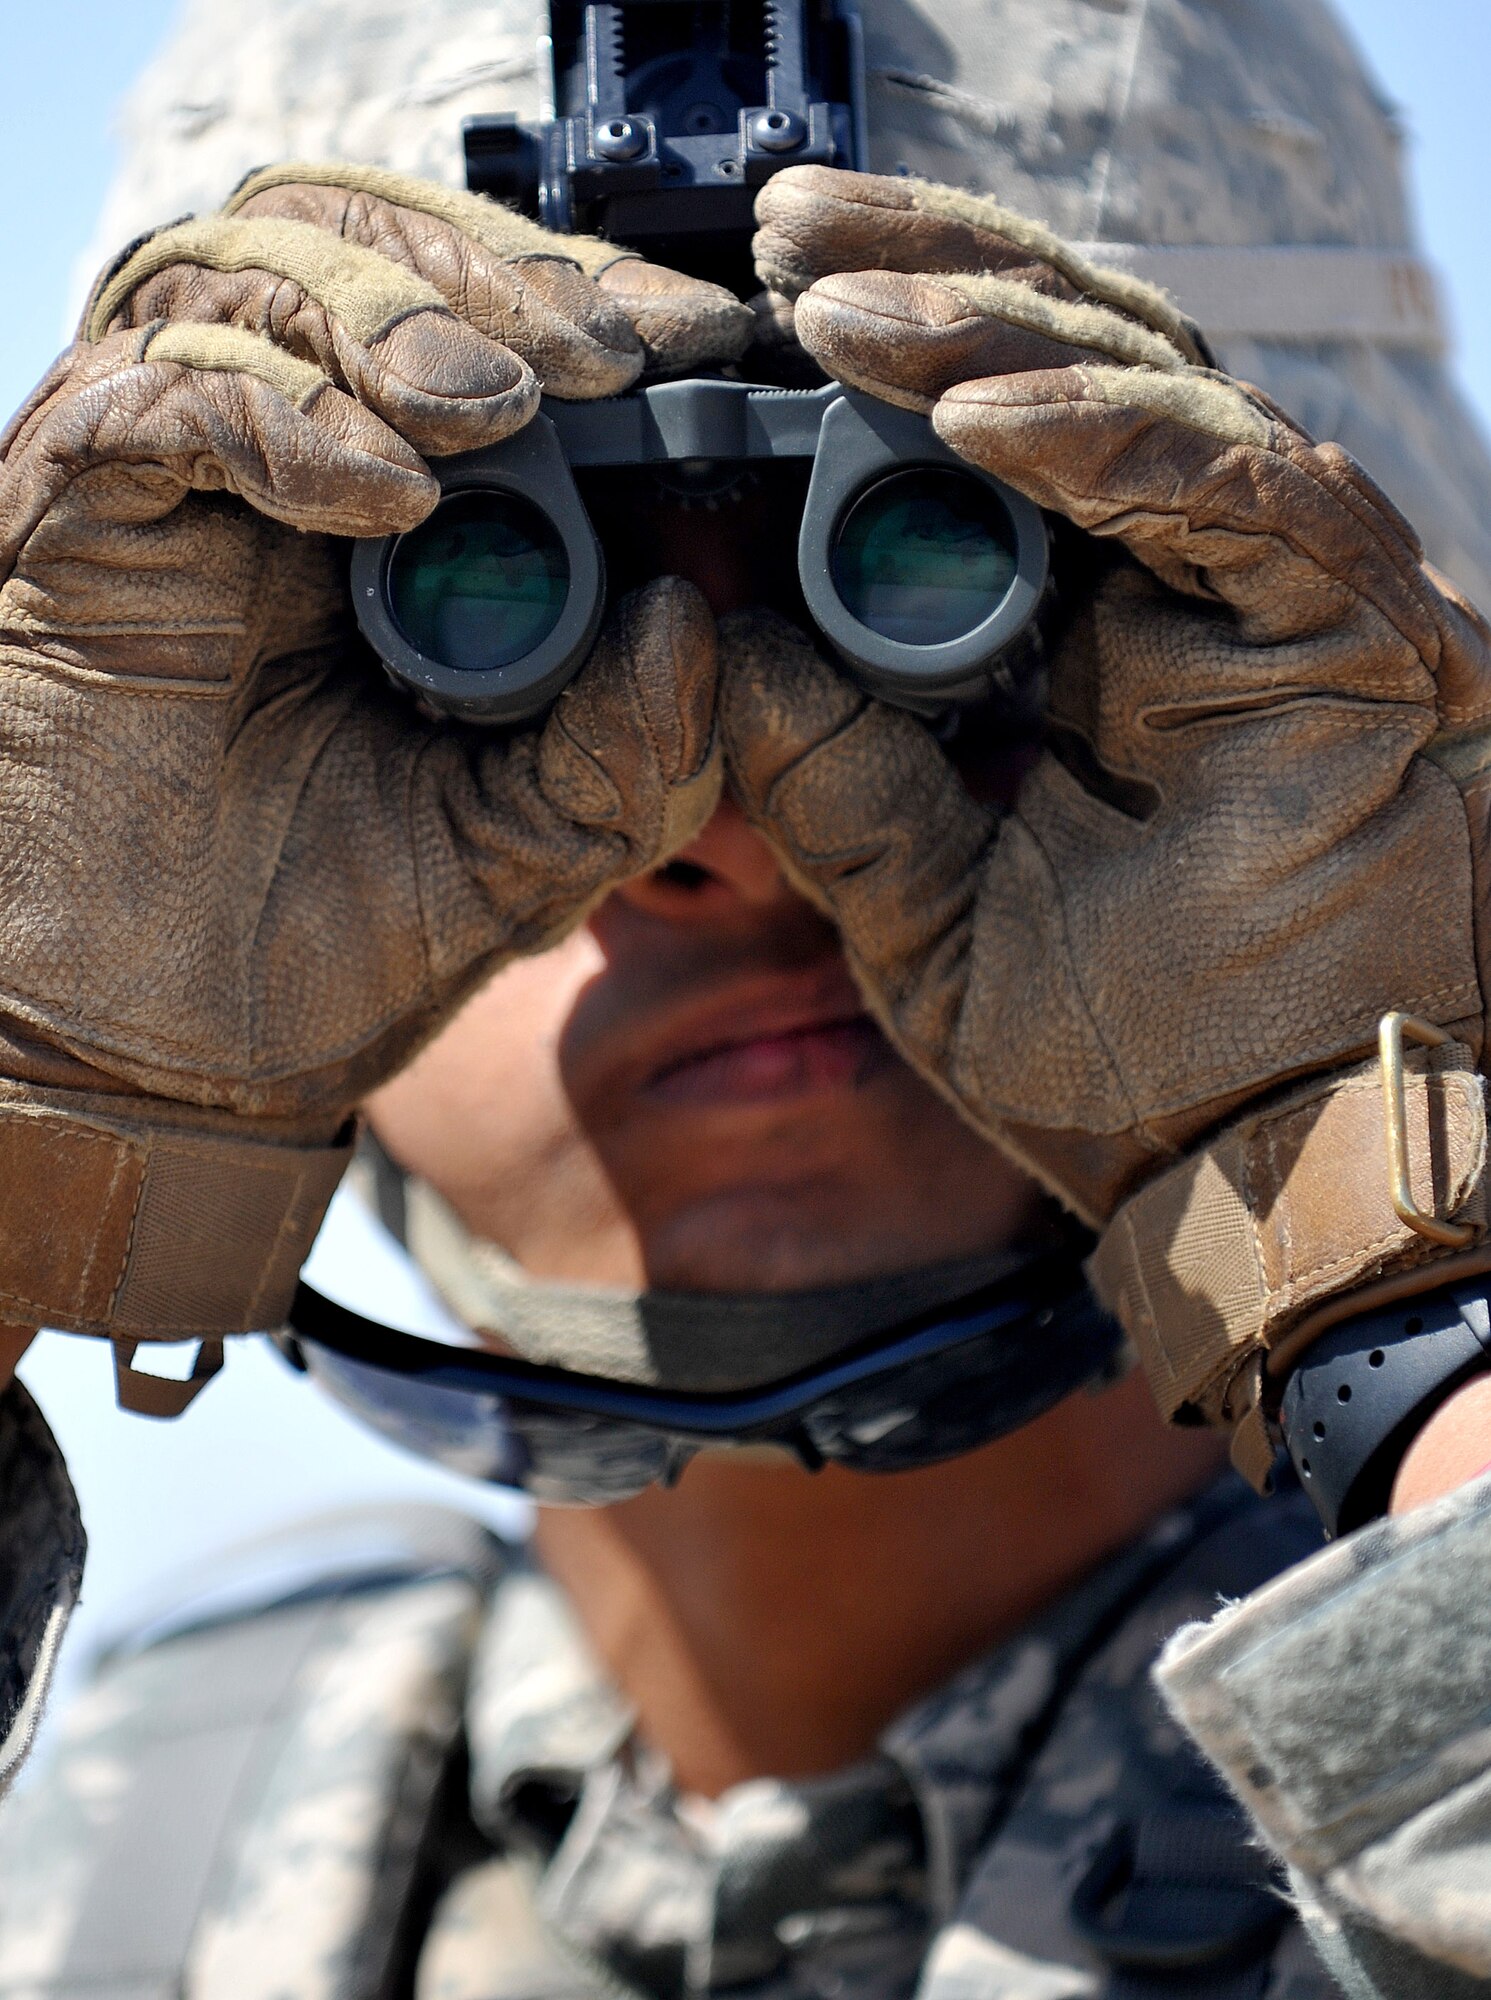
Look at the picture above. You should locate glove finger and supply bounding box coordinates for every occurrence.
[227,169,639,398]
[322,576,724,1098]
[229,163,753,384]
[932,366,1453,679]
[84,215,537,457]
[795,268,1456,702]
[718,613,1133,1159]
[792,269,1193,412]
[754,167,1208,361]
[543,575,721,851]
[719,609,993,1063]
[1,327,437,593]
[591,259,753,375]
[415,576,724,999]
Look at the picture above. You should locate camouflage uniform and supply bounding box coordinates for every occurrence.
[2,0,1491,1992]
[7,1410,1491,1996]
[13,1458,1481,2000]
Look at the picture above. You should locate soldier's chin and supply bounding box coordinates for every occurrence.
[627,1180,998,1297]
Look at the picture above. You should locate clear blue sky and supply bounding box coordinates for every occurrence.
[3,0,1491,1743]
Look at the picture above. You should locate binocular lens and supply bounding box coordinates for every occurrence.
[387,492,570,673]
[830,469,1019,646]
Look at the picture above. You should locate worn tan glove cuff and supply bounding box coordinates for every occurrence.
[1089,1039,1491,1487]
[0,1084,351,1341]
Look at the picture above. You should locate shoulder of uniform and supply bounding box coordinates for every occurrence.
[0,1503,514,1998]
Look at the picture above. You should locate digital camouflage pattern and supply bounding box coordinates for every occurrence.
[0,1511,490,1999]
[0,1481,1353,2000]
[0,1383,84,1804]
[1159,1465,1491,1998]
[437,1479,1343,2000]
[8,1471,1491,1994]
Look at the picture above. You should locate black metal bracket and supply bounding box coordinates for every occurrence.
[463,0,864,285]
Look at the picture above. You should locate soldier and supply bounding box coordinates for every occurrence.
[1,0,1490,1995]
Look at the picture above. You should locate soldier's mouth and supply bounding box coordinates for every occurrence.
[643,1012,890,1106]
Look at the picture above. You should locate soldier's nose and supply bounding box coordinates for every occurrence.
[612,796,796,916]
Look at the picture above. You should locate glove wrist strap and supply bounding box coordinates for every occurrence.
[0,1083,352,1341]
[1089,1033,1491,1490]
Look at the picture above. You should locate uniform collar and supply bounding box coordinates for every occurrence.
[464,1483,1256,1998]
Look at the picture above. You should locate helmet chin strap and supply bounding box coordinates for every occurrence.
[282,1141,1129,1499]
[353,1136,1112,1396]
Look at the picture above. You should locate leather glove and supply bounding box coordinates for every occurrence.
[0,164,738,1352]
[726,168,1491,1479]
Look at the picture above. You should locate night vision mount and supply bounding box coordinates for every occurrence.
[463,0,866,287]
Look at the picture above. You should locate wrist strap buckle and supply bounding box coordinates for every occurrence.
[1380,1012,1476,1248]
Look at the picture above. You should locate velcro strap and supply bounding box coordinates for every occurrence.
[1089,1044,1490,1444]
[0,1088,352,1339]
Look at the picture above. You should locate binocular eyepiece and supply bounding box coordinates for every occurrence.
[352,383,1051,726]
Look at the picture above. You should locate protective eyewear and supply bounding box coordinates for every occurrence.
[351,380,1050,726]
[282,1261,1121,1505]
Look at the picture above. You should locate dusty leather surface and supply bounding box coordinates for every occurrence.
[0,165,734,1336]
[1092,1046,1491,1435]
[725,168,1491,1420]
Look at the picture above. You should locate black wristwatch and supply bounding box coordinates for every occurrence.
[1278,1282,1491,1538]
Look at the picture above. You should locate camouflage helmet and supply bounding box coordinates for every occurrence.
[89,0,1491,610]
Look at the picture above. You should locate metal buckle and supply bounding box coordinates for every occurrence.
[1378,1011,1475,1248]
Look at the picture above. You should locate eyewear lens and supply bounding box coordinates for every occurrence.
[292,1280,1118,1504]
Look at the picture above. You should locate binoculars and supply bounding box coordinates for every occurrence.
[351,382,1051,725]
[350,0,1053,729]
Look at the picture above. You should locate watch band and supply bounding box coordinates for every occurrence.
[1279,1282,1491,1537]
